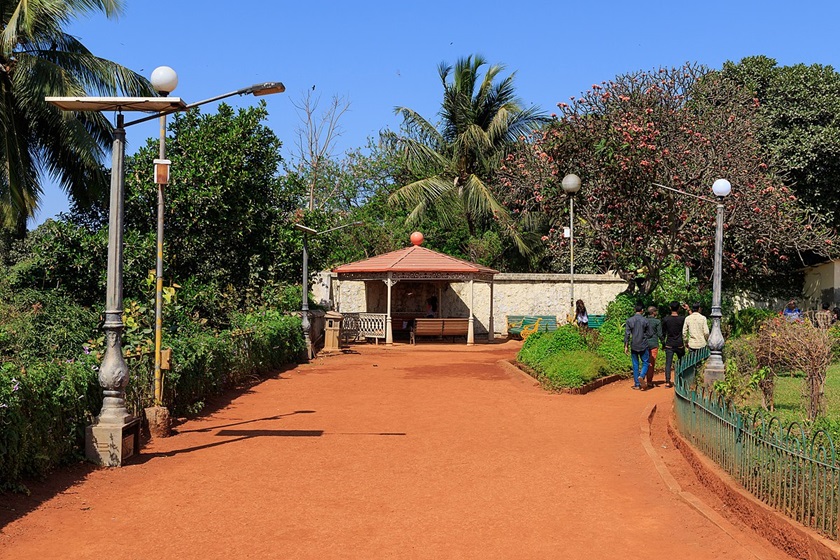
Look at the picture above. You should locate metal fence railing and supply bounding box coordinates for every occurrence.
[675,378,840,540]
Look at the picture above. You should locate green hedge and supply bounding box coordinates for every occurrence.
[517,323,631,390]
[0,311,304,491]
[0,359,101,491]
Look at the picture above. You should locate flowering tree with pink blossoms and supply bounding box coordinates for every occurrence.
[497,64,835,294]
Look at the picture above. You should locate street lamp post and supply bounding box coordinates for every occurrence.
[46,79,285,466]
[704,179,732,386]
[295,222,363,360]
[561,174,581,322]
[150,66,178,413]
[653,179,732,387]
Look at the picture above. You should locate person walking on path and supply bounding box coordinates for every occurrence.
[661,301,686,388]
[645,306,663,388]
[682,303,709,354]
[625,303,654,390]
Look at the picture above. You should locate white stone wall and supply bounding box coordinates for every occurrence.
[324,272,627,335]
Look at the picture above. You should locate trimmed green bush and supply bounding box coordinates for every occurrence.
[0,359,100,491]
[594,319,632,377]
[518,324,587,365]
[538,350,609,389]
[517,323,630,389]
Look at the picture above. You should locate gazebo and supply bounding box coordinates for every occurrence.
[332,233,498,345]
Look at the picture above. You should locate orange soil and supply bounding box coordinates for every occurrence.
[0,340,795,559]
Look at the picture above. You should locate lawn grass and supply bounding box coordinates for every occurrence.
[738,362,840,443]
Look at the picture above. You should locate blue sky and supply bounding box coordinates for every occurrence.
[33,0,840,224]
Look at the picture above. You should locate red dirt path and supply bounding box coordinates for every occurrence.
[0,340,794,559]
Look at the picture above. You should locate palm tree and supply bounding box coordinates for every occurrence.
[0,0,154,237]
[389,55,546,254]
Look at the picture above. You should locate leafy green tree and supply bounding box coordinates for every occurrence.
[0,0,153,236]
[721,56,840,228]
[122,103,296,312]
[389,55,546,255]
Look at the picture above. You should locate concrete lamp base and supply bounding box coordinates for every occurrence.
[85,418,141,467]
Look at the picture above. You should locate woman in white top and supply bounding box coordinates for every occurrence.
[575,299,589,328]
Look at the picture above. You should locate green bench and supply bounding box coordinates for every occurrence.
[587,314,606,329]
[507,315,558,339]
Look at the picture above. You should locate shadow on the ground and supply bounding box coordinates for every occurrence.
[132,428,407,463]
[167,363,300,430]
[0,462,96,531]
[176,410,317,433]
[0,364,302,531]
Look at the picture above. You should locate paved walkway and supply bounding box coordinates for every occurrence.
[0,340,791,559]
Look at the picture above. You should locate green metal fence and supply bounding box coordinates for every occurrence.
[674,376,840,540]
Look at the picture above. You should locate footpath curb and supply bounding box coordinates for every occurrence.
[640,403,776,560]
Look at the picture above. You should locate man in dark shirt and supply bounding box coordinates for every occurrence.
[624,303,654,390]
[645,306,663,388]
[661,301,686,388]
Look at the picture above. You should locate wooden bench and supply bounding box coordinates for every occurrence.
[507,315,558,339]
[411,318,469,344]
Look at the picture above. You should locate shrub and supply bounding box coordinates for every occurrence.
[538,350,609,389]
[606,294,637,324]
[594,319,632,377]
[728,307,777,338]
[124,311,305,417]
[1,309,304,491]
[0,289,99,362]
[0,359,100,490]
[752,317,834,419]
[517,325,586,366]
[517,322,630,388]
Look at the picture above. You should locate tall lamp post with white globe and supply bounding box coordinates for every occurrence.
[704,178,732,385]
[653,178,732,387]
[150,66,177,417]
[561,174,581,321]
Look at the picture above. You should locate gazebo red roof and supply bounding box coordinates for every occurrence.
[332,245,498,275]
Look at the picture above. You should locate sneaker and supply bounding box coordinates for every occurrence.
[632,385,641,390]
[665,382,673,388]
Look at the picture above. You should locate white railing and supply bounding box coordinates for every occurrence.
[341,313,386,341]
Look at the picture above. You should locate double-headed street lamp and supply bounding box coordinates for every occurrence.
[561,174,581,321]
[655,179,732,386]
[47,78,285,466]
[294,221,363,360]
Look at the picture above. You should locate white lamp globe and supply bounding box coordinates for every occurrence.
[151,66,178,95]
[712,179,732,198]
[561,173,582,194]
